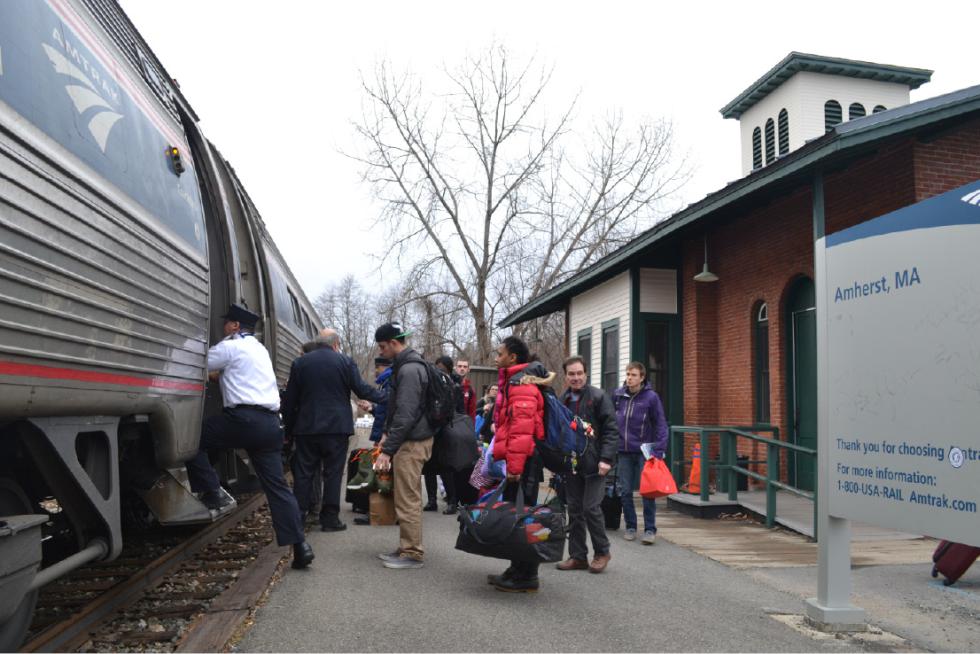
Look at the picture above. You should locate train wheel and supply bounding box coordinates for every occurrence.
[0,480,40,651]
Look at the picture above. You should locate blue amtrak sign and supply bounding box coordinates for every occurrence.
[0,0,206,253]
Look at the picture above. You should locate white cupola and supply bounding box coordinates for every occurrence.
[721,52,932,176]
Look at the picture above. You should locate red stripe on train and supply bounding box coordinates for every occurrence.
[0,360,204,392]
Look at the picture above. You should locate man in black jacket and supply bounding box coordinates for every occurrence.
[281,329,385,532]
[373,323,434,569]
[555,356,619,574]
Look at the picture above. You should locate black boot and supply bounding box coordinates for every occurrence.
[423,499,438,512]
[487,566,516,585]
[291,541,315,569]
[442,500,458,515]
[492,575,539,593]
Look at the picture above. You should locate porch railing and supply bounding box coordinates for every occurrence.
[668,425,818,537]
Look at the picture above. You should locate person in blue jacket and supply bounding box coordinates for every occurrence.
[612,361,668,545]
[369,356,393,443]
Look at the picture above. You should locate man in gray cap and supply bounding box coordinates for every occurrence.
[185,304,314,569]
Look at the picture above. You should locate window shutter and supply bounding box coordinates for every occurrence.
[777,109,789,156]
[824,100,842,132]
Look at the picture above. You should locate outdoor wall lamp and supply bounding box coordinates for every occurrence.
[693,235,719,282]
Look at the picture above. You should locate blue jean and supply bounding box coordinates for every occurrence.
[617,452,656,533]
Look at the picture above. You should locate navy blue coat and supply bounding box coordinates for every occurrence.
[369,367,392,442]
[281,347,385,437]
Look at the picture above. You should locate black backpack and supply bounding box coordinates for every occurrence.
[396,360,456,430]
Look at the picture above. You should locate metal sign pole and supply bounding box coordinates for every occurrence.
[805,231,866,630]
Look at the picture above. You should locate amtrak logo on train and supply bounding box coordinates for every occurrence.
[43,28,123,153]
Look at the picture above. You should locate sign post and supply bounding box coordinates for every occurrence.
[808,180,980,629]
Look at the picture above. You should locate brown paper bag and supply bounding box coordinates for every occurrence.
[369,491,396,525]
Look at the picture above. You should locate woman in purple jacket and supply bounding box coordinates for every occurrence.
[612,361,668,545]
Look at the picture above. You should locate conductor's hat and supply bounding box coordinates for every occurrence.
[222,304,260,329]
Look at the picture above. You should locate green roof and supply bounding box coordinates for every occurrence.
[720,52,933,120]
[500,83,980,328]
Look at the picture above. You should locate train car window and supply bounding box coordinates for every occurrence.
[288,290,301,326]
[301,309,313,337]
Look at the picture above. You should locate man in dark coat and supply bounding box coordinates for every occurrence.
[555,355,619,574]
[281,328,384,532]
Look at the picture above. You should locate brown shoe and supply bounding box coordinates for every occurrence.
[556,557,589,571]
[589,552,611,574]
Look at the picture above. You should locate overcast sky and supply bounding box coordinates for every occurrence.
[119,0,978,302]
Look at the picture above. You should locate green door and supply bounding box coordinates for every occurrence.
[787,278,817,491]
[635,316,682,472]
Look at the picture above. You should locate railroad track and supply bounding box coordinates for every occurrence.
[20,492,286,653]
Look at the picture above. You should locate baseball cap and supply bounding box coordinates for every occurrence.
[374,322,412,343]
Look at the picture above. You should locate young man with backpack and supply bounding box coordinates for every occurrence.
[487,335,556,593]
[556,356,620,574]
[373,322,438,569]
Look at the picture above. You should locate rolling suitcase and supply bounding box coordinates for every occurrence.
[601,474,621,530]
[931,540,980,586]
[345,447,371,514]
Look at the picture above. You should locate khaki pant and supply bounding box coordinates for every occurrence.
[392,437,433,560]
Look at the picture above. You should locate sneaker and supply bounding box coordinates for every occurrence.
[382,554,424,569]
[623,528,637,541]
[377,550,401,562]
[642,531,656,545]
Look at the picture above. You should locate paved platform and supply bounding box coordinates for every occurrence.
[236,432,976,652]
[234,494,978,652]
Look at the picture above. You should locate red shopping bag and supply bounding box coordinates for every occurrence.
[639,457,677,499]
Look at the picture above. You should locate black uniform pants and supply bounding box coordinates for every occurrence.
[186,407,304,546]
[292,433,348,524]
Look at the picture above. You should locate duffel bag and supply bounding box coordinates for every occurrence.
[455,480,566,563]
[436,413,480,472]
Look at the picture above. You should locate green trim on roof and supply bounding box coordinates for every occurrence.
[499,83,980,329]
[720,52,933,120]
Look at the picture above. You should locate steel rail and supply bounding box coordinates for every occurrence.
[20,492,267,653]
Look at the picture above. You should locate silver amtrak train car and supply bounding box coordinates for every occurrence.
[0,0,321,646]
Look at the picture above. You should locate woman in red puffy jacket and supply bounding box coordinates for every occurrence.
[487,336,555,593]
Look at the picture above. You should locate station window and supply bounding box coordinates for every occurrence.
[849,102,866,120]
[824,100,842,132]
[777,109,789,156]
[600,320,619,394]
[752,127,763,170]
[754,302,770,424]
[764,118,775,165]
[577,329,592,385]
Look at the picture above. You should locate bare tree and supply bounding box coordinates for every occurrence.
[313,275,375,380]
[352,45,687,361]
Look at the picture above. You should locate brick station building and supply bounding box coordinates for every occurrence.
[501,53,980,497]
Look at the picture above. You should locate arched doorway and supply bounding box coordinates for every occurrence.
[785,277,816,491]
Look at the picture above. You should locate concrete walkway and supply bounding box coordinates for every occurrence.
[237,493,979,653]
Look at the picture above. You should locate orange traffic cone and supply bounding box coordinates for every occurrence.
[688,443,701,494]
